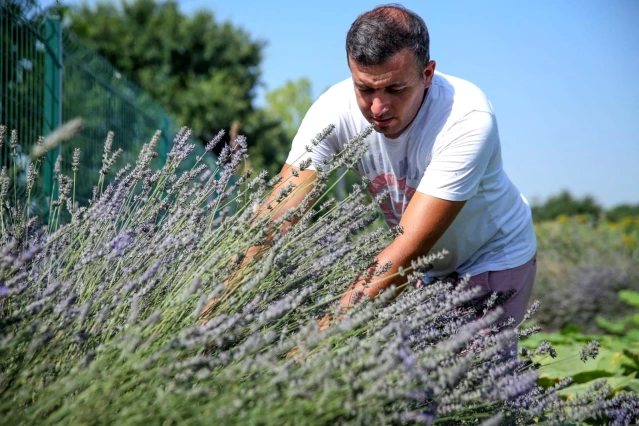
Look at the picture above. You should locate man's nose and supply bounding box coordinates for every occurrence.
[371,96,389,117]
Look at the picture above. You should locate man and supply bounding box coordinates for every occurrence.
[204,4,537,331]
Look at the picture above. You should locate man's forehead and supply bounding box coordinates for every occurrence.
[353,76,407,88]
[351,67,413,88]
[348,53,420,87]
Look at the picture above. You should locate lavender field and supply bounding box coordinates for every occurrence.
[0,122,637,425]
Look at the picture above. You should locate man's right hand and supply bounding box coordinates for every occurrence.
[199,296,219,325]
[199,163,318,326]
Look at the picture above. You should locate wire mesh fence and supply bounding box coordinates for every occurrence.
[1,0,215,217]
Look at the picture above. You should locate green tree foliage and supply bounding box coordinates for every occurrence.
[238,108,289,176]
[264,78,364,202]
[247,77,314,175]
[531,190,639,223]
[607,203,639,222]
[264,78,313,141]
[62,0,288,166]
[531,189,604,222]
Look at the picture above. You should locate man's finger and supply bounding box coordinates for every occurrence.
[199,296,219,325]
[286,346,298,359]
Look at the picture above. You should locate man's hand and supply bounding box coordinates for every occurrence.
[199,164,318,325]
[199,245,263,324]
[289,192,466,340]
[309,278,369,332]
[317,192,467,328]
[286,305,348,361]
[199,298,217,325]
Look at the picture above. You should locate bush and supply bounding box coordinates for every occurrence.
[532,217,639,332]
[0,122,637,425]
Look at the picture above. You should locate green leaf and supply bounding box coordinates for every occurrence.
[595,316,627,334]
[536,344,597,378]
[558,373,637,398]
[598,335,639,351]
[560,324,583,335]
[623,348,639,369]
[593,349,632,374]
[520,332,571,348]
[619,290,639,307]
[629,313,639,326]
[606,373,636,393]
[536,376,558,388]
[569,370,615,384]
[537,347,629,380]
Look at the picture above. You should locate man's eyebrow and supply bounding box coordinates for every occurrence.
[354,82,407,89]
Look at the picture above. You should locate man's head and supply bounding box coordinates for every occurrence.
[346,4,436,138]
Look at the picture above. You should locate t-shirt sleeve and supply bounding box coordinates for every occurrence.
[284,89,341,170]
[417,111,498,201]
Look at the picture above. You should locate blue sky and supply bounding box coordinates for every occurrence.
[46,0,639,208]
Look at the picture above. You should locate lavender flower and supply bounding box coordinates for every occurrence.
[0,123,634,426]
[205,129,225,152]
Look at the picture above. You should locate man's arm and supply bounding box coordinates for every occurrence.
[318,192,466,329]
[324,111,498,327]
[231,163,318,274]
[200,164,317,321]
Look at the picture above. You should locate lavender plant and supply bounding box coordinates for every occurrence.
[0,122,637,425]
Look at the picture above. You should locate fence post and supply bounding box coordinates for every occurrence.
[160,116,170,166]
[42,16,62,214]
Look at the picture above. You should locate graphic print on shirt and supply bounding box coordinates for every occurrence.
[359,146,425,227]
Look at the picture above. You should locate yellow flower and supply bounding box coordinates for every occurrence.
[623,235,633,247]
[557,214,568,224]
[577,214,586,224]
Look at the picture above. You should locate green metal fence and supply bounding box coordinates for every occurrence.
[1,0,194,215]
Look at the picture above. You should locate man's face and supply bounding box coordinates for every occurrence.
[349,49,436,139]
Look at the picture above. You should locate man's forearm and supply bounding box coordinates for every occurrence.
[339,236,418,307]
[225,175,315,286]
[200,166,318,322]
[338,193,467,310]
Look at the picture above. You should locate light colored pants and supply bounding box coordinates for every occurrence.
[467,254,537,328]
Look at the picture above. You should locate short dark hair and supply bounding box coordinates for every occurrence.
[346,4,430,74]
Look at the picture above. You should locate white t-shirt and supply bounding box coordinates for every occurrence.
[285,71,537,279]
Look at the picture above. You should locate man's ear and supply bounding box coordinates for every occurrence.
[423,60,436,86]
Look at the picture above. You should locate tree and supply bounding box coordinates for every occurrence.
[531,190,603,222]
[264,78,362,201]
[607,203,639,222]
[61,0,286,163]
[264,78,313,141]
